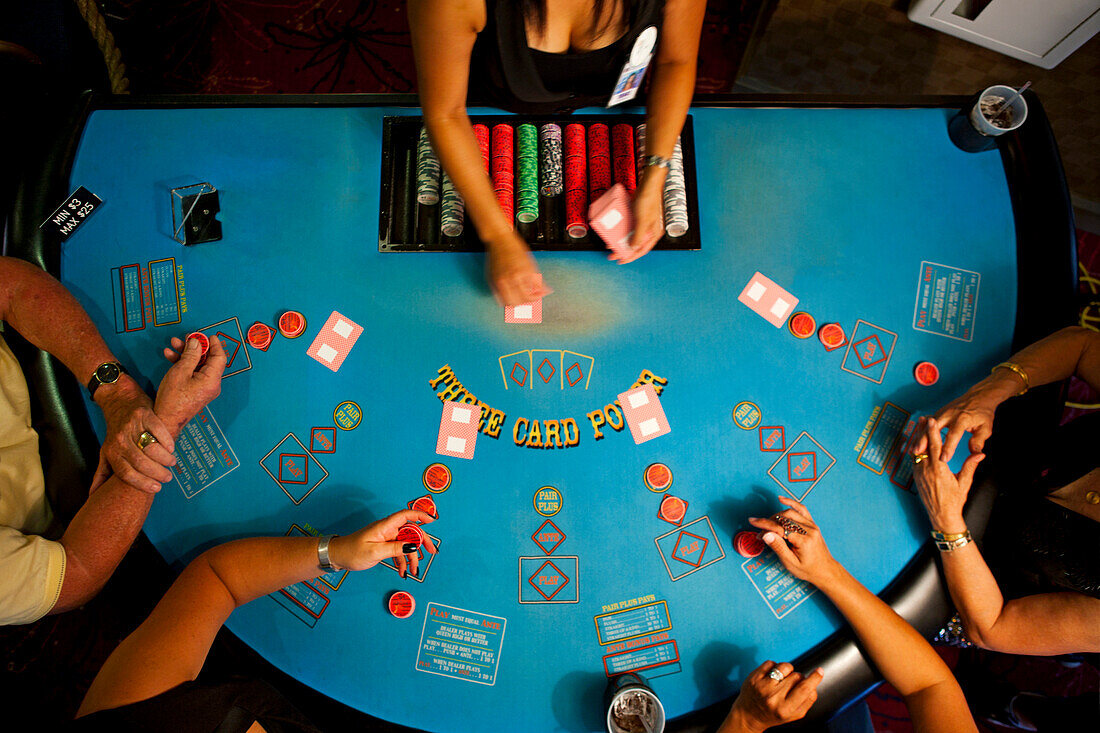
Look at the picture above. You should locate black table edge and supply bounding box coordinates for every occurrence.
[4,90,1077,731]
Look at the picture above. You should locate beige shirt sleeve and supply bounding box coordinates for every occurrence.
[0,527,65,625]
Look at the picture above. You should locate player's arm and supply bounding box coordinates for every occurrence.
[750,498,978,733]
[52,338,226,613]
[916,326,1100,461]
[0,256,176,492]
[621,0,705,262]
[913,418,1100,654]
[408,0,551,306]
[76,509,437,718]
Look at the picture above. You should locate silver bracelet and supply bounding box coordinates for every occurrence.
[317,534,340,571]
[645,155,671,170]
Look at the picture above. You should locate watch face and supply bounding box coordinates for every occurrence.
[95,362,121,384]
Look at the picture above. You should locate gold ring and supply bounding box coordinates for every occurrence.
[138,431,158,450]
[912,453,930,465]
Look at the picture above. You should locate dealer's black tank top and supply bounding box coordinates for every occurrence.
[469,0,664,114]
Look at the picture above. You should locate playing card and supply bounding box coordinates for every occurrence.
[588,183,633,258]
[505,274,543,324]
[499,350,533,390]
[531,349,563,390]
[561,351,594,391]
[617,383,670,444]
[307,311,363,372]
[737,272,799,328]
[435,401,480,459]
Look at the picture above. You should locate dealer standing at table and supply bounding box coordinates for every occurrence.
[408,0,707,305]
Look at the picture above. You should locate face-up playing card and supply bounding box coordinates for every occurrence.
[531,349,563,391]
[737,272,799,328]
[307,311,363,372]
[435,401,480,460]
[588,183,633,258]
[505,274,543,324]
[617,383,670,444]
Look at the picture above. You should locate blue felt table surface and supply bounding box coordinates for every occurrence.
[60,104,1015,732]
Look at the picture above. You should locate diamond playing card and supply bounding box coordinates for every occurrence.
[737,272,799,328]
[588,183,633,258]
[617,383,670,444]
[435,401,480,459]
[505,274,544,324]
[307,311,363,372]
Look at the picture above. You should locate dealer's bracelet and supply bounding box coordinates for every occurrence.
[991,361,1029,395]
[644,155,671,170]
[930,528,972,553]
[317,534,340,571]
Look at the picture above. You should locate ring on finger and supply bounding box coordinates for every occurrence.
[775,516,807,535]
[912,453,930,465]
[137,431,158,450]
[768,668,786,682]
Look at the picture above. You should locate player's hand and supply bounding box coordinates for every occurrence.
[719,660,824,733]
[93,376,176,494]
[748,497,841,589]
[486,231,552,307]
[155,335,226,434]
[912,417,985,534]
[910,371,1017,462]
[616,171,664,264]
[329,509,438,577]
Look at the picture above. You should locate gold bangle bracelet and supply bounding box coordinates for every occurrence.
[991,362,1029,395]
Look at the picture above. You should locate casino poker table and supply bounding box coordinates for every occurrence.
[11,92,1077,732]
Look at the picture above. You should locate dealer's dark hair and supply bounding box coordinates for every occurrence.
[522,0,635,38]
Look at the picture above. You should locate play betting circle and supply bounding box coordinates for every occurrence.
[56,98,1030,732]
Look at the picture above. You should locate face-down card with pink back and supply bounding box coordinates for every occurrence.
[435,400,480,460]
[737,272,799,328]
[617,383,670,444]
[588,183,634,259]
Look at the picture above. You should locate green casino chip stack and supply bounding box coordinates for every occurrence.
[516,123,539,224]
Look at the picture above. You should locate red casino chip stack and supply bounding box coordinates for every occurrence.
[564,123,588,238]
[491,124,514,225]
[187,332,209,364]
[396,523,424,548]
[643,462,673,492]
[657,494,687,525]
[788,312,816,339]
[914,361,940,386]
[407,495,438,519]
[422,463,451,493]
[278,310,306,339]
[388,590,415,619]
[472,123,490,175]
[818,323,846,351]
[587,123,612,201]
[733,530,765,558]
[247,322,274,351]
[611,123,636,194]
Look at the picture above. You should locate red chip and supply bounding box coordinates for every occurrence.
[788,312,816,339]
[396,523,424,547]
[278,310,306,338]
[422,463,451,493]
[644,463,673,492]
[409,495,438,519]
[734,530,765,558]
[658,495,687,524]
[388,590,415,619]
[186,332,209,359]
[915,361,940,386]
[818,323,846,349]
[247,322,274,351]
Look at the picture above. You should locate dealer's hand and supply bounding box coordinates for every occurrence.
[329,509,438,578]
[910,370,1020,462]
[92,376,177,494]
[718,660,824,733]
[912,417,985,534]
[617,168,665,264]
[749,497,841,589]
[156,335,226,435]
[486,231,553,306]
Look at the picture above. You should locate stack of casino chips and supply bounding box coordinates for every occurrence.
[491,124,514,227]
[538,123,563,197]
[473,123,490,175]
[635,123,647,184]
[587,123,611,201]
[663,137,689,237]
[415,127,441,205]
[440,172,465,237]
[516,123,539,223]
[611,123,636,194]
[564,123,588,238]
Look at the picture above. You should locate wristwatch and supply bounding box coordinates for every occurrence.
[930,528,973,553]
[87,361,128,398]
[317,535,341,572]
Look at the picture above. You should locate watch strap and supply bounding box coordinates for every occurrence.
[87,362,128,398]
[317,534,339,571]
